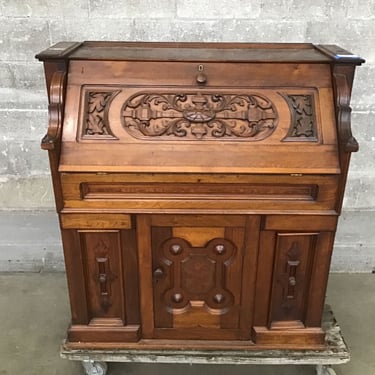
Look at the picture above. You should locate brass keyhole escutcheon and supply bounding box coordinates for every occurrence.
[196,64,207,84]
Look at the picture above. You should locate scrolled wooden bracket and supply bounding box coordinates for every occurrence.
[41,71,66,151]
[333,72,359,153]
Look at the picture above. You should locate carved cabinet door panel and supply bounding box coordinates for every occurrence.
[253,225,335,343]
[137,215,260,340]
[61,228,140,331]
[252,227,334,346]
[268,230,335,330]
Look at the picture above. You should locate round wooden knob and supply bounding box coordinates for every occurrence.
[196,72,207,84]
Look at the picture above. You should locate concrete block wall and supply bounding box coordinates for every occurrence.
[0,1,374,271]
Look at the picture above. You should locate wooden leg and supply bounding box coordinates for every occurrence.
[316,365,337,375]
[82,360,108,375]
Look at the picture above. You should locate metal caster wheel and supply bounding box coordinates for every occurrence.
[316,364,337,375]
[82,360,108,375]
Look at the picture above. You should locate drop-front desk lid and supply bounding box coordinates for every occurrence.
[36,42,364,174]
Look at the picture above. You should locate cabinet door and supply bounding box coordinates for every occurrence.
[61,225,141,343]
[137,215,260,340]
[253,215,336,346]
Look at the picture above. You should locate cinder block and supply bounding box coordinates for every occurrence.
[349,141,375,173]
[0,88,46,110]
[0,109,47,140]
[346,0,375,20]
[133,19,223,42]
[343,173,375,209]
[0,211,64,272]
[331,243,375,272]
[351,111,375,143]
[177,0,261,19]
[333,210,375,272]
[49,17,134,42]
[336,210,375,246]
[260,0,333,20]
[351,66,375,111]
[0,18,50,61]
[0,176,54,209]
[89,0,175,18]
[0,62,45,91]
[2,140,50,176]
[286,0,331,20]
[217,20,306,42]
[0,0,88,18]
[133,19,306,43]
[259,0,289,19]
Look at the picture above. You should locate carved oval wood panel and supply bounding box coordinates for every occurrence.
[121,91,278,141]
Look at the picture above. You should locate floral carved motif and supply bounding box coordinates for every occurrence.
[83,91,119,138]
[122,92,277,141]
[283,94,317,141]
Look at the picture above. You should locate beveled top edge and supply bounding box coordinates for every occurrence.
[314,44,365,65]
[35,41,364,65]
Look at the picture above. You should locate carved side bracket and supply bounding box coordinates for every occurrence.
[41,71,66,150]
[333,70,359,153]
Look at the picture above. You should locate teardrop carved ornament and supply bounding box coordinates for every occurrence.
[121,92,278,141]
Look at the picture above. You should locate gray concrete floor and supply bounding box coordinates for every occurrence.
[0,273,374,375]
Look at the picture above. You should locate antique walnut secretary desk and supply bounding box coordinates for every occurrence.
[36,42,363,374]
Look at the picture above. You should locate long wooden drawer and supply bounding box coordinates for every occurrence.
[60,173,339,213]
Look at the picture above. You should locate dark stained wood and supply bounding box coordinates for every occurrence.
[136,215,154,338]
[305,232,336,327]
[121,228,140,325]
[38,42,362,351]
[147,215,257,341]
[80,231,125,321]
[269,233,316,327]
[60,229,89,324]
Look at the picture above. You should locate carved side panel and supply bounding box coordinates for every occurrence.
[82,90,120,139]
[269,233,316,328]
[80,231,124,320]
[122,92,277,141]
[282,94,318,141]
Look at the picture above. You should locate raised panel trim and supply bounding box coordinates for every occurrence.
[61,213,132,229]
[264,215,337,231]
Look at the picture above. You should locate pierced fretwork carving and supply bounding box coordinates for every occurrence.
[122,92,277,141]
[283,94,317,141]
[83,91,119,139]
[156,237,236,314]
